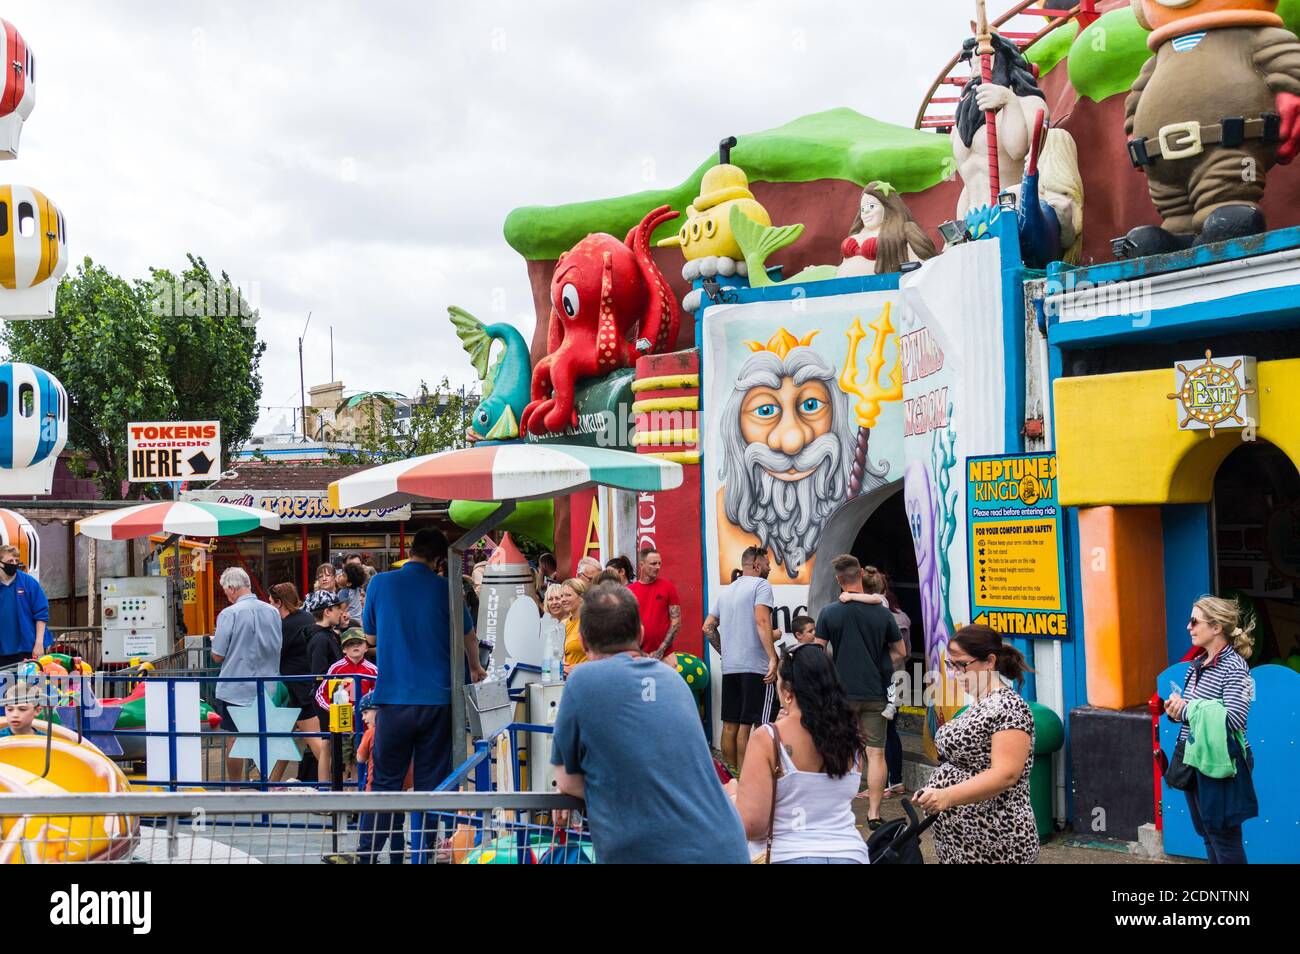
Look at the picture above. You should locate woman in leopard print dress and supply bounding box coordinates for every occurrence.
[914,624,1038,864]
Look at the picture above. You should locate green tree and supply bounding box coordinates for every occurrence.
[337,377,474,464]
[0,256,265,499]
[147,254,265,470]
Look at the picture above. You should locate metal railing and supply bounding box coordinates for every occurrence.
[912,1,1099,132]
[0,790,587,864]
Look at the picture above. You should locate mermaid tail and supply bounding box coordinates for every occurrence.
[730,205,804,288]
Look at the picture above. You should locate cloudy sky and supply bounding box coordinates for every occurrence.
[7,0,992,433]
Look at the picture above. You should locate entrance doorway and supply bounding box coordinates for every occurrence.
[851,489,922,638]
[807,481,922,665]
[1212,441,1300,667]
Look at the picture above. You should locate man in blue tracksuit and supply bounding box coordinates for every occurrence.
[359,528,483,862]
[0,544,49,668]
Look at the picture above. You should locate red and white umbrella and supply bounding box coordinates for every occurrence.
[329,443,682,509]
[76,500,281,541]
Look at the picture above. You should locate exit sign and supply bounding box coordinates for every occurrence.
[127,422,222,483]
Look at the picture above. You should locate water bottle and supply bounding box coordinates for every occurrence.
[543,628,563,685]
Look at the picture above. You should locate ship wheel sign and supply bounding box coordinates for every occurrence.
[1167,350,1258,438]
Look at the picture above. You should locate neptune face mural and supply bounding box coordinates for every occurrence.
[718,341,885,581]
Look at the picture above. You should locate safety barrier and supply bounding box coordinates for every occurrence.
[7,670,375,791]
[0,790,587,864]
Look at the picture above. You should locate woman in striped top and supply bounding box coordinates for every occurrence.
[1164,596,1256,864]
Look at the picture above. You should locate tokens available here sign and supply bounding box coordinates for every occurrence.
[128,422,222,482]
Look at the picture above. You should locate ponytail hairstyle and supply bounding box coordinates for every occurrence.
[268,582,301,612]
[777,645,863,778]
[950,623,1034,687]
[1194,595,1256,659]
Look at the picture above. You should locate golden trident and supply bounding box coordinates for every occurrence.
[839,301,903,429]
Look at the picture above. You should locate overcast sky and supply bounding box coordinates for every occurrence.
[6,0,987,434]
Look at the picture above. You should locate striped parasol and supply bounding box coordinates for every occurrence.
[76,501,281,541]
[329,443,683,509]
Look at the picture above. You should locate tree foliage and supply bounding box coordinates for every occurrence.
[335,377,473,464]
[0,255,266,499]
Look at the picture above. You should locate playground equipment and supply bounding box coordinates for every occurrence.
[0,507,39,577]
[0,730,139,863]
[0,186,68,319]
[0,19,36,159]
[0,361,68,493]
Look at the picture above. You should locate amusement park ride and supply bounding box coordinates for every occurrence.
[2,0,1300,863]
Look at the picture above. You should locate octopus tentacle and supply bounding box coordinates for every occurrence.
[626,204,681,355]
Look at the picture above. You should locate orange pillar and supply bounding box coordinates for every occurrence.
[1077,505,1169,709]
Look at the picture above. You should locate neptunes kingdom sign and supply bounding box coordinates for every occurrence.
[966,452,1068,639]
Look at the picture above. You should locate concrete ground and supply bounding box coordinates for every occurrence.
[855,794,1186,863]
[842,710,1192,864]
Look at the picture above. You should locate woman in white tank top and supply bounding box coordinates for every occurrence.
[727,644,870,864]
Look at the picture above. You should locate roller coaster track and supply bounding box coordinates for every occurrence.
[913,1,1099,132]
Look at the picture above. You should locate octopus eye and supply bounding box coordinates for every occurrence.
[561,283,579,318]
[703,217,716,238]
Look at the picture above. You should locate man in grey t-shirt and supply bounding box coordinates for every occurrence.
[703,546,777,772]
[211,567,283,783]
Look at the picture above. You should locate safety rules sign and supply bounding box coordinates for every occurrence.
[128,422,222,483]
[965,452,1069,639]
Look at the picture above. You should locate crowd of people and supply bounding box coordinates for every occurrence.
[0,520,1258,865]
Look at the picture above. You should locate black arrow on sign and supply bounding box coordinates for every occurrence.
[188,451,214,476]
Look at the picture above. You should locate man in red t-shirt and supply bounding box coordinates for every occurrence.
[627,547,681,660]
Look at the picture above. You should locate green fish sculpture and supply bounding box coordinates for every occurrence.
[449,306,532,442]
[730,205,839,287]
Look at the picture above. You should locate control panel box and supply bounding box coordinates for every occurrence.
[101,576,176,663]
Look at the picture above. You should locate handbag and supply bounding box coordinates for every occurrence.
[1164,738,1196,791]
[751,722,784,864]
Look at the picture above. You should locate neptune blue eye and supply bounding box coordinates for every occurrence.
[753,404,779,419]
[800,397,824,413]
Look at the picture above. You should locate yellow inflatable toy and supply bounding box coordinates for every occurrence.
[0,728,138,863]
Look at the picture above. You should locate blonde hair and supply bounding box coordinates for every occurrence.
[0,544,19,560]
[562,578,588,598]
[1194,595,1256,658]
[1037,127,1084,265]
[544,582,564,606]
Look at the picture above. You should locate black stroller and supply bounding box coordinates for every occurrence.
[866,798,938,864]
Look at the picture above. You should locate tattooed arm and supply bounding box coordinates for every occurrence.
[654,604,682,659]
[703,613,721,654]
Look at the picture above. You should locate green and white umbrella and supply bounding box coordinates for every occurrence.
[329,443,682,509]
[76,500,281,541]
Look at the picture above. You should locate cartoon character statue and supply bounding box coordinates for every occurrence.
[1036,123,1085,265]
[656,137,773,313]
[1118,0,1300,257]
[715,328,887,585]
[449,306,532,442]
[837,182,937,278]
[951,34,1050,222]
[521,205,681,436]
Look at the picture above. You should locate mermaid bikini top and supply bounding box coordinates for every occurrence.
[840,235,879,260]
